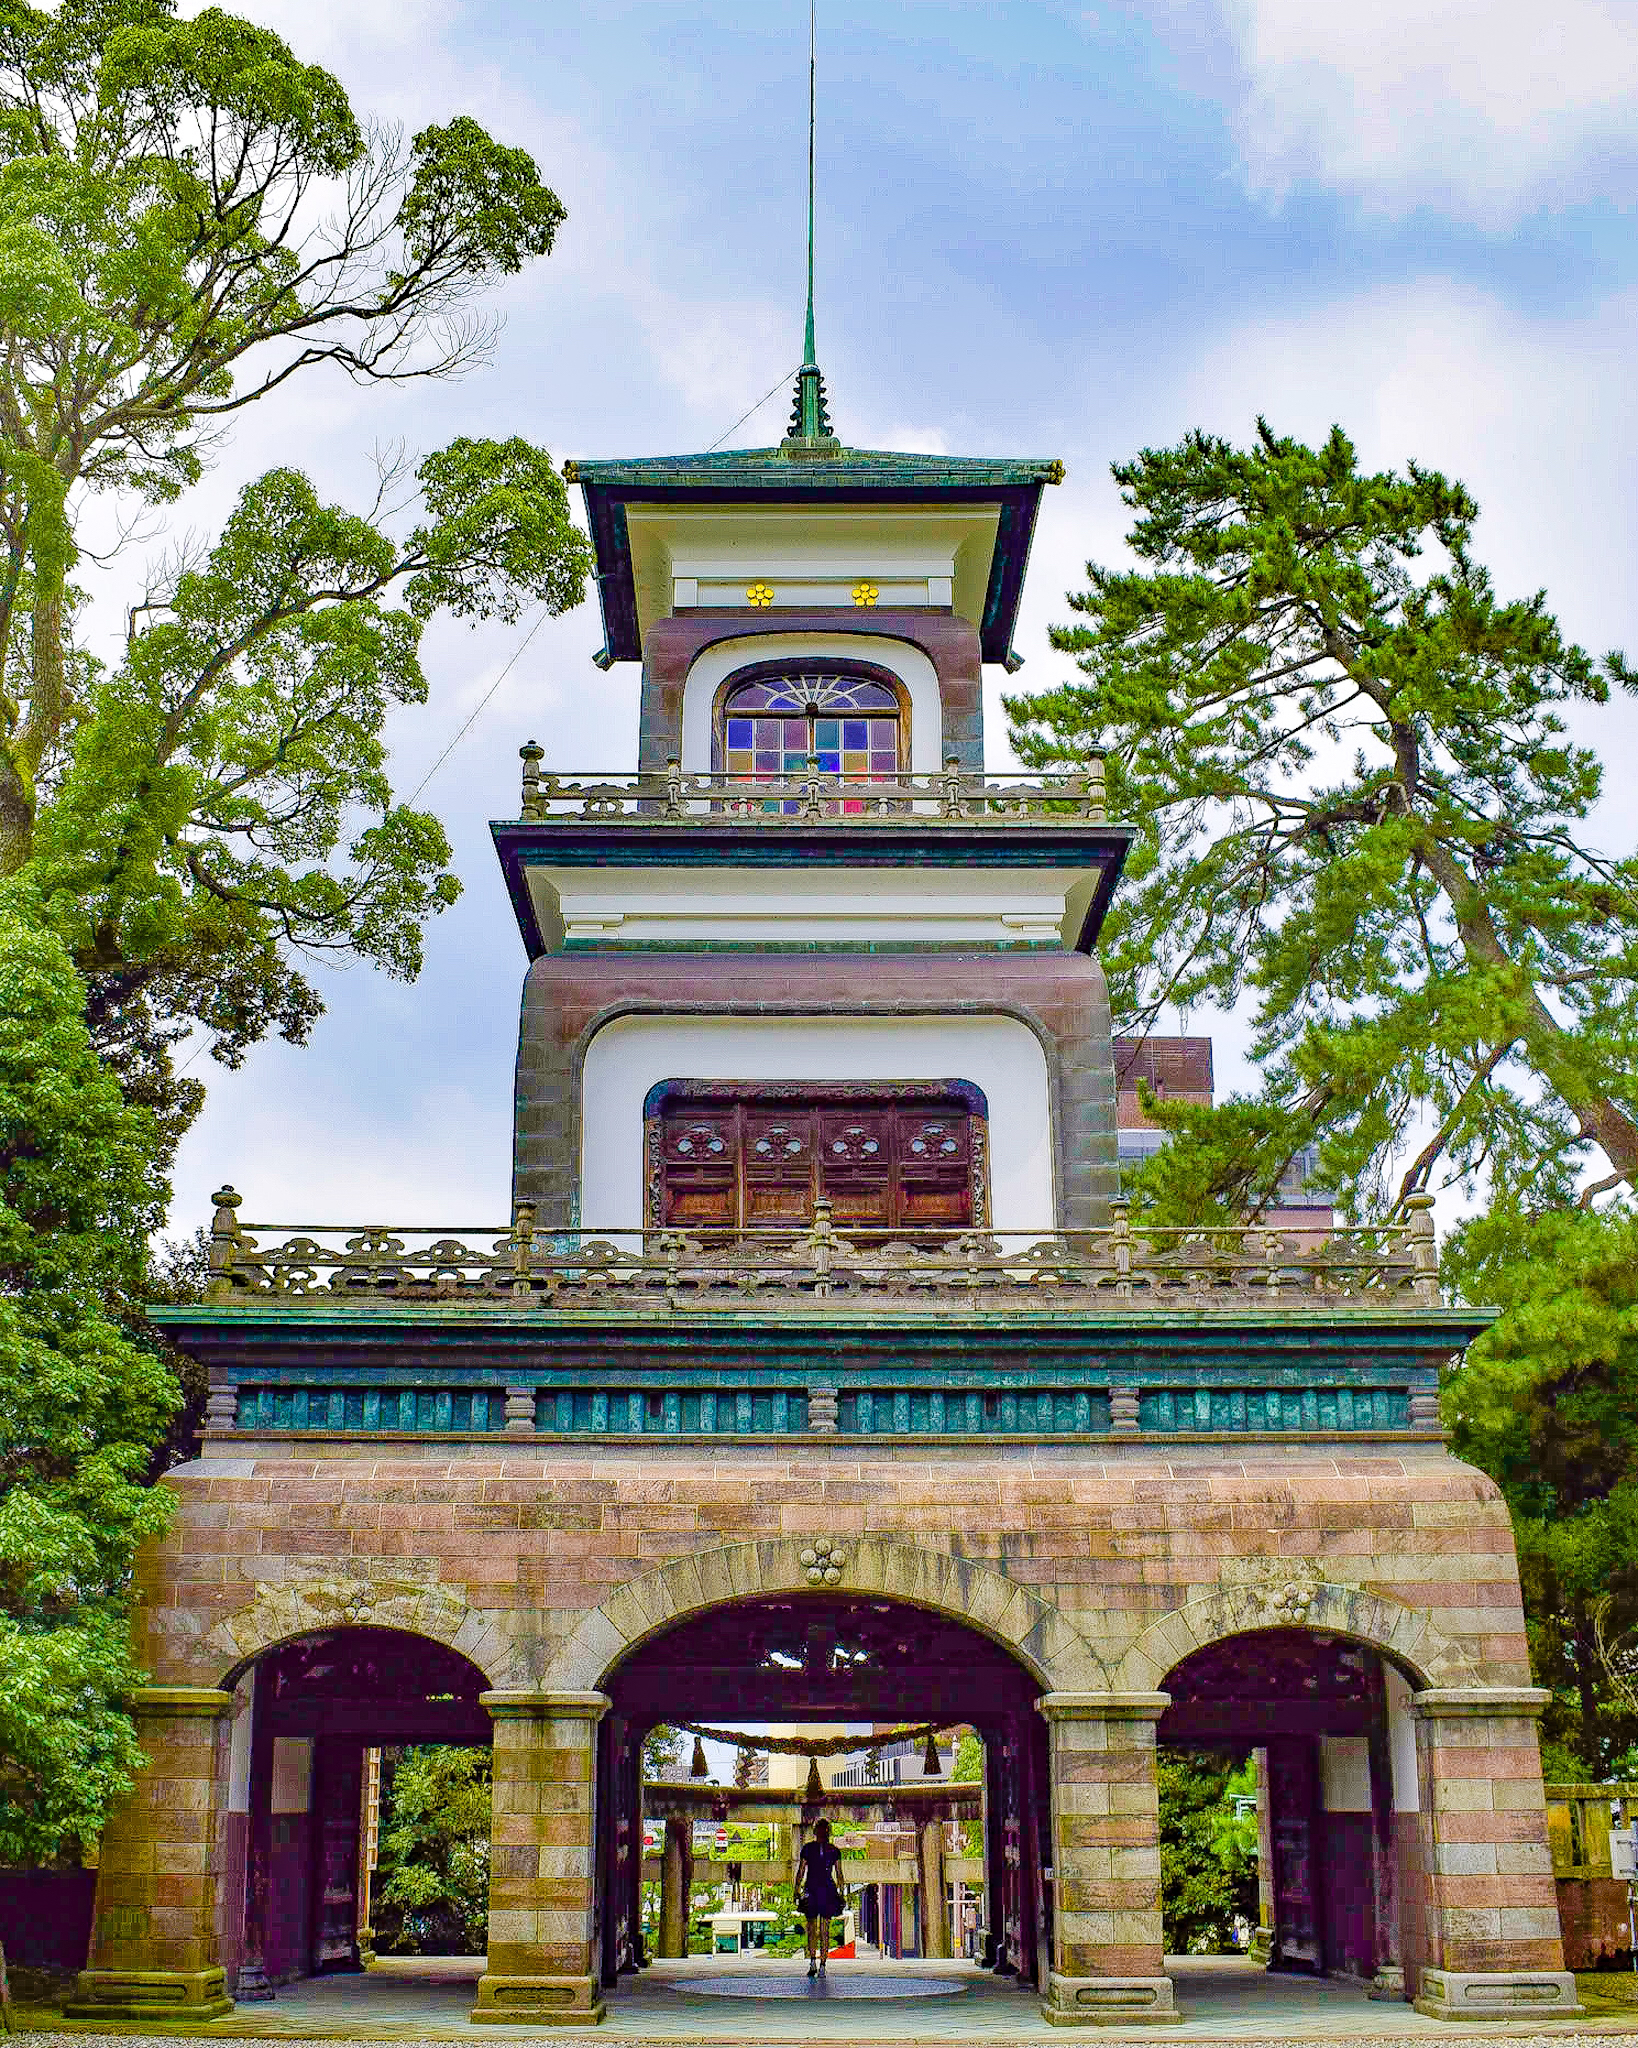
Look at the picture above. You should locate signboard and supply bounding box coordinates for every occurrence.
[715,1826,729,1852]
[1611,1830,1637,1881]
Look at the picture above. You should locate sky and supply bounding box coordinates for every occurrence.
[148,0,1638,1236]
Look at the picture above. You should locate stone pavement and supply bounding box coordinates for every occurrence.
[18,1956,1638,2044]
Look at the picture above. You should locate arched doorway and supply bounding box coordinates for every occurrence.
[1155,1628,1421,2000]
[221,1628,491,1995]
[594,1592,1050,1995]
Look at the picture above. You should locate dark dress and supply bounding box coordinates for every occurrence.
[796,1838,845,1918]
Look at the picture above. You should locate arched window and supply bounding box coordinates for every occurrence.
[715,667,906,781]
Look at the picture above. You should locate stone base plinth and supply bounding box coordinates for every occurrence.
[66,1968,233,2021]
[470,1973,605,2025]
[1412,1968,1581,2021]
[1367,1964,1406,2002]
[1043,1973,1180,2025]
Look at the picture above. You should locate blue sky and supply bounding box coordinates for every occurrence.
[153,0,1638,1233]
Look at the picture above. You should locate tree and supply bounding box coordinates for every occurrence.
[0,883,178,1861]
[1007,421,1638,1770]
[1157,1750,1258,1953]
[33,443,588,1156]
[0,0,590,1151]
[643,1724,686,1779]
[374,1745,491,1956]
[1443,1202,1638,1773]
[1007,422,1638,1219]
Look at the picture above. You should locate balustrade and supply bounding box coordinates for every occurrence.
[200,1188,1441,1312]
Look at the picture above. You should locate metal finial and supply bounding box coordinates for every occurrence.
[780,2,840,455]
[804,0,816,368]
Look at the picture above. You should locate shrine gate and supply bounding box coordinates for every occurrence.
[73,362,1580,2028]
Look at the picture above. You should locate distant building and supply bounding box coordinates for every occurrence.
[1114,1034,1333,1228]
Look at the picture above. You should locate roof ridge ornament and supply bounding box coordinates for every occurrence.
[781,2,843,460]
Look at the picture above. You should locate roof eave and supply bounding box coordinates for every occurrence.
[572,454,1060,667]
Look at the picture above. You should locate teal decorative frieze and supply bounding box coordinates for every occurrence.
[537,1388,808,1434]
[1139,1386,1409,1432]
[838,1388,1111,1433]
[234,1387,505,1432]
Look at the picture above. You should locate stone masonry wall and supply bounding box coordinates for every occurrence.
[140,1440,1530,1698]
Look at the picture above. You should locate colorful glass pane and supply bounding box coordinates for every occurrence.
[717,670,904,814]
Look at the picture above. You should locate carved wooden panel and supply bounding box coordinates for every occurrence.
[649,1086,986,1232]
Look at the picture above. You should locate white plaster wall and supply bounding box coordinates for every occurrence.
[226,1668,255,1814]
[1386,1664,1420,1812]
[680,633,943,773]
[578,1014,1053,1231]
[1319,1734,1372,1813]
[535,863,1091,948]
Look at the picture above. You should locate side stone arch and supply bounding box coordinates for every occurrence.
[204,1572,517,1689]
[1109,1577,1472,1694]
[544,1535,1107,1692]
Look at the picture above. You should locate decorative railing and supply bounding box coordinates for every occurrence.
[513,751,1107,823]
[201,1189,1441,1310]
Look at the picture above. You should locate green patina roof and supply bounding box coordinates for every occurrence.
[564,447,1065,490]
[570,440,1065,666]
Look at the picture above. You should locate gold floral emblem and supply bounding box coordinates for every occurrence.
[745,581,775,608]
[851,582,879,607]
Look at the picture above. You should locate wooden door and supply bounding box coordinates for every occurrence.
[309,1738,362,1973]
[1267,1737,1324,1972]
[653,1092,981,1233]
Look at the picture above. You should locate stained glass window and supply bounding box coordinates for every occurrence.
[718,671,903,788]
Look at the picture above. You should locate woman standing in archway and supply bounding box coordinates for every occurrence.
[795,1818,845,1978]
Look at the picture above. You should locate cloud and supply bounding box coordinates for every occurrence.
[1215,0,1638,225]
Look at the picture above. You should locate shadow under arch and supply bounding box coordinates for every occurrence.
[543,1534,1106,1694]
[1111,1578,1472,1696]
[205,1573,516,1691]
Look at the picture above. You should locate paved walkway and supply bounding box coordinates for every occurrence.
[21,1954,1638,2043]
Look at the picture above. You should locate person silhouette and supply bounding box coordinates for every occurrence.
[795,1817,844,1978]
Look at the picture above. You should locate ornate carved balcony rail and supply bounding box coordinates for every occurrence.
[513,752,1107,823]
[201,1189,1440,1310]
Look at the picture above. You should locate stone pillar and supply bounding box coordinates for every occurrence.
[1409,1687,1581,2022]
[1037,1693,1178,2028]
[1365,1666,1404,2001]
[472,1689,609,2027]
[1248,1745,1274,1967]
[658,1816,692,1958]
[918,1820,949,1959]
[68,1688,235,2021]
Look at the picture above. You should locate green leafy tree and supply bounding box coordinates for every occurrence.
[1157,1749,1258,1953]
[643,1724,686,1778]
[0,0,590,1152]
[0,883,178,1861]
[1443,1203,1638,1771]
[1007,422,1637,1218]
[1007,420,1638,1766]
[374,1745,491,1955]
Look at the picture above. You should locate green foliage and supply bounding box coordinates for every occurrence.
[0,0,589,1157]
[1008,421,1638,1217]
[1012,418,1638,1766]
[1444,1203,1638,1770]
[374,1745,491,1955]
[643,1724,685,1778]
[1157,1750,1258,1953]
[0,883,178,1861]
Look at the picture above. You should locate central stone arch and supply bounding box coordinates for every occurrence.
[544,1534,1107,1692]
[1109,1575,1473,1694]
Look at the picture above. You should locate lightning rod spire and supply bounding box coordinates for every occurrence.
[804,0,816,368]
[783,0,837,452]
